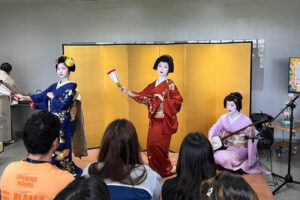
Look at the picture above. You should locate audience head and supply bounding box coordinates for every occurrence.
[223,92,243,112]
[54,175,111,200]
[153,54,174,73]
[171,132,216,200]
[23,111,60,155]
[55,55,76,72]
[177,132,216,181]
[0,63,12,74]
[89,119,146,185]
[200,172,258,200]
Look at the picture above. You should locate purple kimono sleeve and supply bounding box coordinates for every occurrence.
[208,114,226,138]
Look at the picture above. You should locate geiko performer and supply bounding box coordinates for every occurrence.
[16,56,83,177]
[209,92,269,174]
[120,55,183,177]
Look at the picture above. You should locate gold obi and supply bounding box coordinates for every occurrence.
[224,135,247,148]
[70,101,77,122]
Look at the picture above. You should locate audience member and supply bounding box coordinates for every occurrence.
[162,132,216,200]
[82,119,162,200]
[0,62,23,94]
[200,171,258,200]
[0,62,23,143]
[54,175,111,200]
[0,111,74,199]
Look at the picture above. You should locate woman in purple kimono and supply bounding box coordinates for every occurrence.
[16,56,82,177]
[209,92,269,174]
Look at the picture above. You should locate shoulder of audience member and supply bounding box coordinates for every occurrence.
[1,160,22,172]
[52,165,75,180]
[144,164,161,180]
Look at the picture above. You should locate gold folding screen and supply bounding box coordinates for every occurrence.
[64,43,252,151]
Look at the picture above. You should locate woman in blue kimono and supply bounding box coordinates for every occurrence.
[17,55,82,177]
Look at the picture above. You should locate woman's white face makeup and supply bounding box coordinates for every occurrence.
[57,63,70,79]
[226,101,238,114]
[157,62,169,77]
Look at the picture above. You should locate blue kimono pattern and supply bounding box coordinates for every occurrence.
[30,81,82,177]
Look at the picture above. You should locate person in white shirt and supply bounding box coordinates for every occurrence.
[0,62,23,144]
[0,62,23,94]
[82,119,162,200]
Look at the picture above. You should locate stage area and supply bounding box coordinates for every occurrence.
[73,149,274,200]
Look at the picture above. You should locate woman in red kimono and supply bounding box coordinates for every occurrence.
[121,55,183,177]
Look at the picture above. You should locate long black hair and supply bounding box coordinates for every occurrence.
[169,132,216,200]
[88,119,146,185]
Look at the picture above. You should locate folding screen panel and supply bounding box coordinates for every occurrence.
[64,42,252,151]
[64,46,104,148]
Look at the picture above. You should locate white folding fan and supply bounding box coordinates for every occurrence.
[107,69,121,87]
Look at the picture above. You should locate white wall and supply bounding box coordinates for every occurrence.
[1,0,300,137]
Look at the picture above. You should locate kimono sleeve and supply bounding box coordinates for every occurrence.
[163,83,183,117]
[30,84,53,110]
[131,83,156,104]
[51,83,77,111]
[161,82,183,135]
[208,115,226,138]
[4,75,23,94]
[130,84,162,116]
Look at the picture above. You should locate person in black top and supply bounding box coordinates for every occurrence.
[162,132,216,200]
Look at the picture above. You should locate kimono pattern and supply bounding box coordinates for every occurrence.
[209,113,270,174]
[131,79,183,177]
[30,81,82,177]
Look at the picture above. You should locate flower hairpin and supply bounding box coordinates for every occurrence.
[206,187,213,197]
[63,55,75,67]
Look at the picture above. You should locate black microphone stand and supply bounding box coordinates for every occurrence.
[266,95,300,194]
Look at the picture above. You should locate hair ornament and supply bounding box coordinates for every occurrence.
[206,187,213,197]
[63,55,75,67]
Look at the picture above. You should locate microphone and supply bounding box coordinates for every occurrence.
[245,135,264,140]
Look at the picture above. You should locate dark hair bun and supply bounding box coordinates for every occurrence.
[56,56,76,72]
[153,54,174,73]
[231,92,243,100]
[0,63,12,73]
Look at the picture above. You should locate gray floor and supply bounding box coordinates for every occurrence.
[1,139,300,199]
[259,143,300,200]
